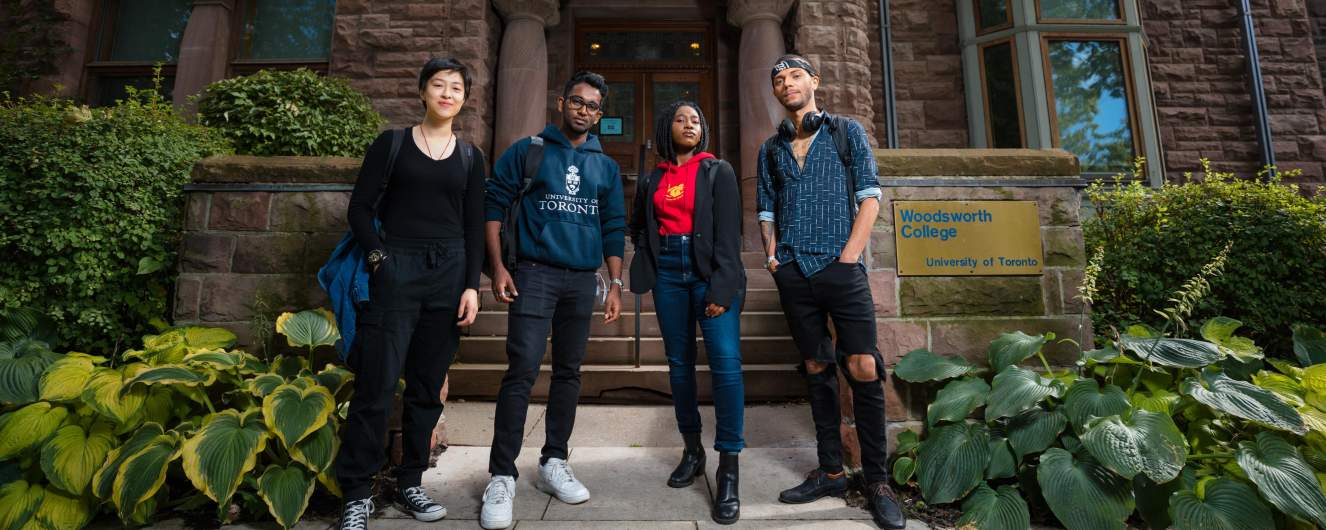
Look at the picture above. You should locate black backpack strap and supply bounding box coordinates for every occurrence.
[827,116,861,215]
[457,138,475,175]
[522,135,544,194]
[502,135,545,269]
[372,127,407,212]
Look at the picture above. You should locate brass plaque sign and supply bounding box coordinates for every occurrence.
[893,201,1043,276]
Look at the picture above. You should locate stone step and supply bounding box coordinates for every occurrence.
[446,363,803,401]
[456,335,801,365]
[465,310,789,337]
[478,271,777,292]
[479,288,784,311]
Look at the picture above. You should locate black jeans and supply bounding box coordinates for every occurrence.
[489,261,597,478]
[335,237,465,501]
[772,260,889,484]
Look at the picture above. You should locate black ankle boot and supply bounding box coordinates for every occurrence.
[712,452,740,524]
[668,432,706,488]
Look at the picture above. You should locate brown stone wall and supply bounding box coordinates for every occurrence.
[1312,0,1326,98]
[882,0,968,148]
[789,0,878,143]
[329,0,501,156]
[1144,0,1326,181]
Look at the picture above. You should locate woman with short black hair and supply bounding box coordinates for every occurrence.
[629,100,746,524]
[335,56,485,530]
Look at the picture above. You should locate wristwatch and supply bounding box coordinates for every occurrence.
[611,278,624,289]
[766,255,777,266]
[366,249,388,268]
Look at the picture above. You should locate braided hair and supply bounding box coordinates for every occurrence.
[653,100,709,164]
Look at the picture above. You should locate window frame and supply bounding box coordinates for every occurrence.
[83,0,189,105]
[574,19,715,70]
[227,0,335,75]
[974,0,1014,36]
[1038,33,1143,175]
[1033,0,1127,25]
[977,38,1027,148]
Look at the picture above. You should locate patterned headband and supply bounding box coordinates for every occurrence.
[771,57,817,80]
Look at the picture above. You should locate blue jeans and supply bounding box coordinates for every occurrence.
[652,235,745,453]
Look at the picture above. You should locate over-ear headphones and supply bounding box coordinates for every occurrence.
[778,111,829,141]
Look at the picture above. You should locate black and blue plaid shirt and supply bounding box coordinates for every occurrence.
[756,118,881,277]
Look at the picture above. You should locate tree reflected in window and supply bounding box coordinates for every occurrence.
[1046,39,1133,173]
[239,0,336,60]
[1039,0,1120,20]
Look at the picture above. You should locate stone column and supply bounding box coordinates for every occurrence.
[492,0,560,157]
[30,0,95,97]
[727,0,795,240]
[172,0,233,114]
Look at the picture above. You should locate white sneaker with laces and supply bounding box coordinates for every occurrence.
[337,497,374,530]
[536,457,590,504]
[480,475,516,530]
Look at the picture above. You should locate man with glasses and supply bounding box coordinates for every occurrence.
[479,71,626,530]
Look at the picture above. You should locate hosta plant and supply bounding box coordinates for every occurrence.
[891,247,1326,530]
[0,308,352,529]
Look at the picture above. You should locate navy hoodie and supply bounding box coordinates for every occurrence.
[485,124,626,270]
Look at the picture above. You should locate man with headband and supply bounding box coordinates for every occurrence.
[756,54,906,529]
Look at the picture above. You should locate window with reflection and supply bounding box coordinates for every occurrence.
[975,0,1012,34]
[980,41,1024,148]
[1038,0,1121,21]
[87,0,193,105]
[1044,38,1135,173]
[237,0,337,61]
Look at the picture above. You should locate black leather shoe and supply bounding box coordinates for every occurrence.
[868,481,907,529]
[777,468,847,504]
[712,452,740,524]
[668,432,706,488]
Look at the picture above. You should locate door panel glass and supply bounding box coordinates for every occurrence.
[107,0,193,62]
[239,0,337,60]
[981,42,1023,148]
[1046,39,1134,173]
[594,82,636,144]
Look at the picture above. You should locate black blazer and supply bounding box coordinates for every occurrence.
[628,157,746,308]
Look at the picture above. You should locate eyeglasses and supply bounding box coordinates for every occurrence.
[566,95,602,113]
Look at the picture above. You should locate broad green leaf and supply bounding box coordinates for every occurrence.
[927,377,988,426]
[315,364,353,397]
[276,309,340,350]
[1254,371,1306,408]
[1170,477,1271,530]
[124,364,217,389]
[28,486,95,530]
[985,367,1063,421]
[37,355,96,402]
[988,331,1046,372]
[986,437,1017,480]
[1269,358,1305,378]
[894,429,920,455]
[1119,335,1224,368]
[40,422,117,496]
[1063,379,1130,431]
[181,408,269,506]
[92,423,164,500]
[81,364,148,425]
[1125,323,1159,338]
[263,383,334,449]
[247,373,286,397]
[1130,388,1182,416]
[0,402,69,459]
[893,348,974,383]
[1236,432,1326,527]
[1008,409,1068,460]
[270,355,306,379]
[290,423,337,474]
[1303,364,1326,395]
[1294,324,1326,367]
[184,349,246,370]
[1301,407,1326,434]
[892,456,915,485]
[0,481,43,530]
[1079,344,1121,365]
[1200,317,1262,362]
[0,307,56,345]
[1134,474,1182,530]
[138,327,237,365]
[0,339,59,405]
[1182,371,1306,434]
[111,433,179,523]
[957,483,1030,530]
[257,464,316,529]
[916,422,990,504]
[317,468,341,497]
[1080,411,1187,482]
[1037,447,1134,530]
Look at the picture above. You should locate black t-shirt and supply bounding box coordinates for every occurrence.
[347,129,486,290]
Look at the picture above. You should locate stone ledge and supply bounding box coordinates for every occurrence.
[192,155,361,184]
[874,148,1080,177]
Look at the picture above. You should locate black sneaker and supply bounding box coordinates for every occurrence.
[777,469,847,504]
[868,481,906,529]
[337,498,374,530]
[396,485,447,522]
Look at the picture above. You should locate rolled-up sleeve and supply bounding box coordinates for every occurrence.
[847,120,881,204]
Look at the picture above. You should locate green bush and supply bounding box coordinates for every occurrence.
[1084,161,1326,355]
[0,307,351,529]
[196,68,385,157]
[0,85,228,353]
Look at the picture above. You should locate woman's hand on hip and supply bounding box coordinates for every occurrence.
[705,303,727,318]
[457,288,479,327]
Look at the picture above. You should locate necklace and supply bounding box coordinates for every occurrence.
[419,126,455,160]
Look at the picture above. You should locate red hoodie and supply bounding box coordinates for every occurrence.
[653,151,715,235]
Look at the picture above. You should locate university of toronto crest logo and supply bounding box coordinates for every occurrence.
[566,165,581,195]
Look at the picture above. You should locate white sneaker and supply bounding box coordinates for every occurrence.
[480,475,516,529]
[536,457,590,504]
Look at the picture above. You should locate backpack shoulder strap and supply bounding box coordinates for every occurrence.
[827,115,855,171]
[457,138,475,175]
[522,135,544,195]
[374,127,407,210]
[762,136,783,189]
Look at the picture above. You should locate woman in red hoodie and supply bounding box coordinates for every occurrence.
[628,100,746,524]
